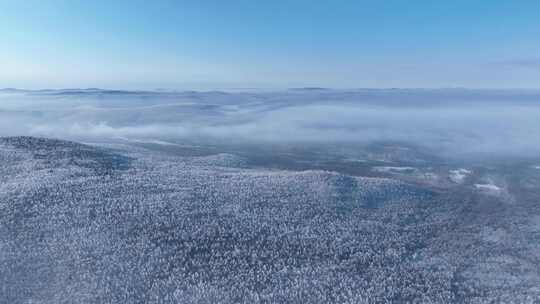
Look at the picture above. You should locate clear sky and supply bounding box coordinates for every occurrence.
[1,0,539,89]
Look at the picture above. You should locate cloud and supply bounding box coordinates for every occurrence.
[1,89,540,158]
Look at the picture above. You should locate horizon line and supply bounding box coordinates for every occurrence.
[3,87,540,93]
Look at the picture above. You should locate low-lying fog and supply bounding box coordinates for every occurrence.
[1,88,539,158]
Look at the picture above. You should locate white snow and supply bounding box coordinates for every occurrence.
[449,169,472,184]
[372,166,417,174]
[115,137,182,146]
[475,183,501,192]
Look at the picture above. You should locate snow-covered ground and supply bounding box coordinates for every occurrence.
[475,183,502,193]
[1,136,539,303]
[449,168,472,184]
[372,166,417,174]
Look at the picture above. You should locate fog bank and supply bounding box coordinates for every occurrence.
[1,88,539,158]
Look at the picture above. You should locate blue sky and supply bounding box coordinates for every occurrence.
[1,0,539,89]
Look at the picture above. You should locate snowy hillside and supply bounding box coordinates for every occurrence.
[2,137,540,303]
